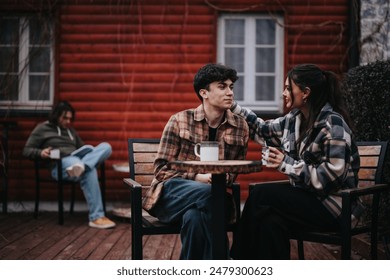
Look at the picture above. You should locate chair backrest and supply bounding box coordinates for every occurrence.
[357,141,388,188]
[127,138,160,187]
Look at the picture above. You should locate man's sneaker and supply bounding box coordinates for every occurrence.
[89,217,116,229]
[66,163,85,178]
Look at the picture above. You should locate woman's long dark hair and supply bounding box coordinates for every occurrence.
[48,100,75,125]
[287,64,353,141]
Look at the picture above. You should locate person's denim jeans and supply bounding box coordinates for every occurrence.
[51,142,112,221]
[151,177,217,259]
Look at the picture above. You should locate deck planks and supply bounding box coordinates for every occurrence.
[0,211,366,260]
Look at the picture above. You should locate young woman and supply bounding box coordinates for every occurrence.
[231,64,363,259]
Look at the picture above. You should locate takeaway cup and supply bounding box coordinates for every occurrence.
[262,145,269,166]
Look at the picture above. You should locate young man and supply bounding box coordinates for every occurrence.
[23,101,115,229]
[143,63,249,259]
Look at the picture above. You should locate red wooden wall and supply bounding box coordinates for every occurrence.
[1,0,350,204]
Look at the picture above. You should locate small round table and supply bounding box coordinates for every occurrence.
[168,160,262,259]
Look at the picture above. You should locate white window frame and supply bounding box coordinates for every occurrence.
[218,14,284,113]
[0,16,54,110]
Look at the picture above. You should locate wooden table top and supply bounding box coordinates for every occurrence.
[168,160,262,174]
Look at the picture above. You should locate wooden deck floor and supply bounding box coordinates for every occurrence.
[0,211,367,260]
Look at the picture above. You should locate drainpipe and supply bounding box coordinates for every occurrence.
[348,0,361,68]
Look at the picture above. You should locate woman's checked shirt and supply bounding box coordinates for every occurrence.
[231,102,364,223]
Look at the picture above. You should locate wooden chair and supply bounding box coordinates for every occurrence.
[123,138,241,260]
[249,141,389,259]
[34,158,106,225]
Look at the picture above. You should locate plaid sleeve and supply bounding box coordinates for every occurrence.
[278,117,355,195]
[231,101,266,145]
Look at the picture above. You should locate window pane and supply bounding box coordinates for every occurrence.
[0,74,19,101]
[0,47,19,72]
[0,18,19,45]
[256,19,275,44]
[29,47,50,72]
[29,75,50,100]
[225,47,244,72]
[256,48,275,72]
[0,15,54,109]
[233,76,244,101]
[225,19,245,44]
[218,14,283,111]
[256,76,275,101]
[29,18,51,45]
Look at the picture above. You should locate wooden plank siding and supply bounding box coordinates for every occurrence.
[2,0,350,204]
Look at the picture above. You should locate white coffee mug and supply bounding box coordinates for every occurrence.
[50,149,60,159]
[194,141,219,161]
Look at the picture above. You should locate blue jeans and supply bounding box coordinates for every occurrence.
[151,177,216,259]
[51,142,112,221]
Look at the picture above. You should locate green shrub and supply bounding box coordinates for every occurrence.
[343,59,390,225]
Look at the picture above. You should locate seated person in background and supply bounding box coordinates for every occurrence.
[231,64,363,259]
[143,63,249,259]
[23,100,115,229]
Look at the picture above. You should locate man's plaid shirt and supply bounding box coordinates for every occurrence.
[142,104,249,212]
[231,102,364,223]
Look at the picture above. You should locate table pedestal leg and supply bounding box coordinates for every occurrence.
[211,173,227,259]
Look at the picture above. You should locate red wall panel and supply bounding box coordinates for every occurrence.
[2,0,349,203]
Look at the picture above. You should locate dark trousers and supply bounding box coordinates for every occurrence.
[151,177,233,259]
[151,178,214,259]
[233,182,339,259]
